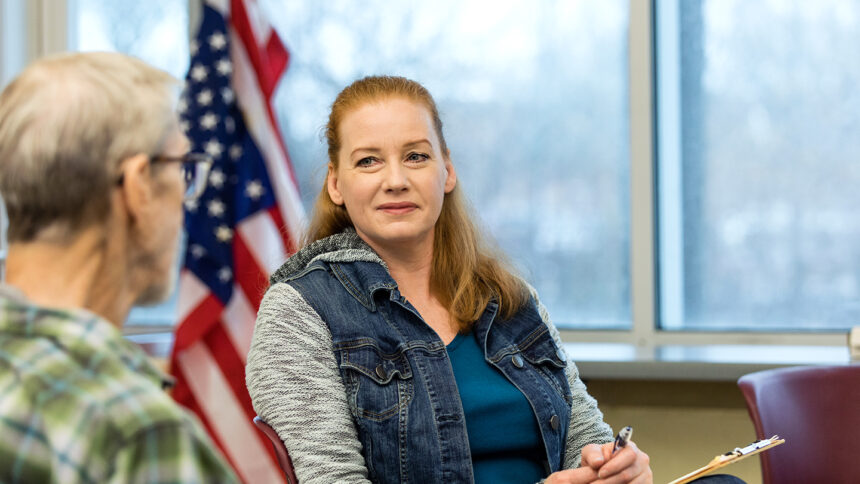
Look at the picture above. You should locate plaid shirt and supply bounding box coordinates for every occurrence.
[0,285,239,483]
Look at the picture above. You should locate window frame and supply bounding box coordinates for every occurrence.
[1,0,72,86]
[563,0,843,348]
[2,0,848,348]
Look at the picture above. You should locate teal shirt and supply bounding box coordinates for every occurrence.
[448,332,546,484]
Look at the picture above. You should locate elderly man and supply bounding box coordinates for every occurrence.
[0,52,238,483]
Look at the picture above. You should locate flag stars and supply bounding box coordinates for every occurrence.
[221,88,234,104]
[216,59,232,76]
[205,139,224,158]
[190,244,206,259]
[200,112,218,130]
[208,168,226,189]
[207,199,226,217]
[209,32,227,50]
[190,64,208,82]
[177,98,188,113]
[179,120,191,134]
[215,225,233,243]
[245,180,265,200]
[229,144,243,160]
[217,267,232,283]
[225,117,236,134]
[197,89,214,106]
[190,40,199,56]
[184,198,199,212]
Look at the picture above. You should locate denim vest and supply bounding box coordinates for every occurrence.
[283,258,572,484]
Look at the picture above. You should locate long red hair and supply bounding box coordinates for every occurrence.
[305,76,528,329]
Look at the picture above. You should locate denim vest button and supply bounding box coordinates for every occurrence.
[550,414,560,431]
[556,349,566,362]
[512,354,524,368]
[375,364,387,380]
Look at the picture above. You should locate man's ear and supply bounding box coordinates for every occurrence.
[326,164,345,205]
[118,154,152,222]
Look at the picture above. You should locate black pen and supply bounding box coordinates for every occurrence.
[612,426,633,454]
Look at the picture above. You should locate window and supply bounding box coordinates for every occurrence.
[656,0,860,331]
[75,0,189,78]
[265,0,632,329]
[9,1,852,344]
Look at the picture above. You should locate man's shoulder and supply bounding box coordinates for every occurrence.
[98,370,199,440]
[2,332,191,434]
[1,328,228,482]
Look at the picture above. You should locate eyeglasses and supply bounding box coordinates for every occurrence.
[152,152,213,201]
[116,152,213,202]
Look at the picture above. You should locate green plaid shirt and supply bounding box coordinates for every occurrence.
[0,285,239,483]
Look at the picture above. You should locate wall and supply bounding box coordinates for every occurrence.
[587,379,762,484]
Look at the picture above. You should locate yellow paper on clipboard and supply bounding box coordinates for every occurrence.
[668,436,785,484]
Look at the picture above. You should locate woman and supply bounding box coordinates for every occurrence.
[246,75,649,483]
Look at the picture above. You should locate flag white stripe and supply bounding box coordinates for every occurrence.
[178,341,283,483]
[238,212,287,274]
[242,0,273,47]
[176,270,211,323]
[229,31,306,241]
[222,284,256,362]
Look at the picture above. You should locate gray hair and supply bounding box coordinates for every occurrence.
[0,51,179,242]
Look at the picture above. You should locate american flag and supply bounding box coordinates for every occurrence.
[170,1,303,482]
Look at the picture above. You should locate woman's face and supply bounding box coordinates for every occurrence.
[327,96,457,253]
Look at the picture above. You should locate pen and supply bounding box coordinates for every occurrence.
[612,426,633,454]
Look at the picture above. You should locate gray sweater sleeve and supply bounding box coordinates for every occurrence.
[245,282,371,484]
[531,289,615,469]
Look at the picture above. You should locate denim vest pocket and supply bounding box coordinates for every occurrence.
[519,331,571,404]
[338,342,414,422]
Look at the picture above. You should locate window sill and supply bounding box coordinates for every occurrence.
[566,343,853,381]
[126,331,174,359]
[125,332,854,382]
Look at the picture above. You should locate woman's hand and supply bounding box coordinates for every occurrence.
[544,441,652,484]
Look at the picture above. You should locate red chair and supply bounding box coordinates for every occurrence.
[253,416,298,484]
[738,365,860,484]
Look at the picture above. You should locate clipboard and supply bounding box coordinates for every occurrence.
[668,435,785,484]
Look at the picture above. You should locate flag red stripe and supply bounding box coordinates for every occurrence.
[266,36,289,85]
[229,0,298,186]
[171,345,282,480]
[268,205,297,255]
[229,0,288,98]
[232,232,269,309]
[201,324,286,475]
[170,369,231,458]
[173,294,224,353]
[204,323,257,417]
[169,356,240,469]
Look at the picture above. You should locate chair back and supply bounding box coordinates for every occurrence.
[253,416,298,484]
[738,365,860,484]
